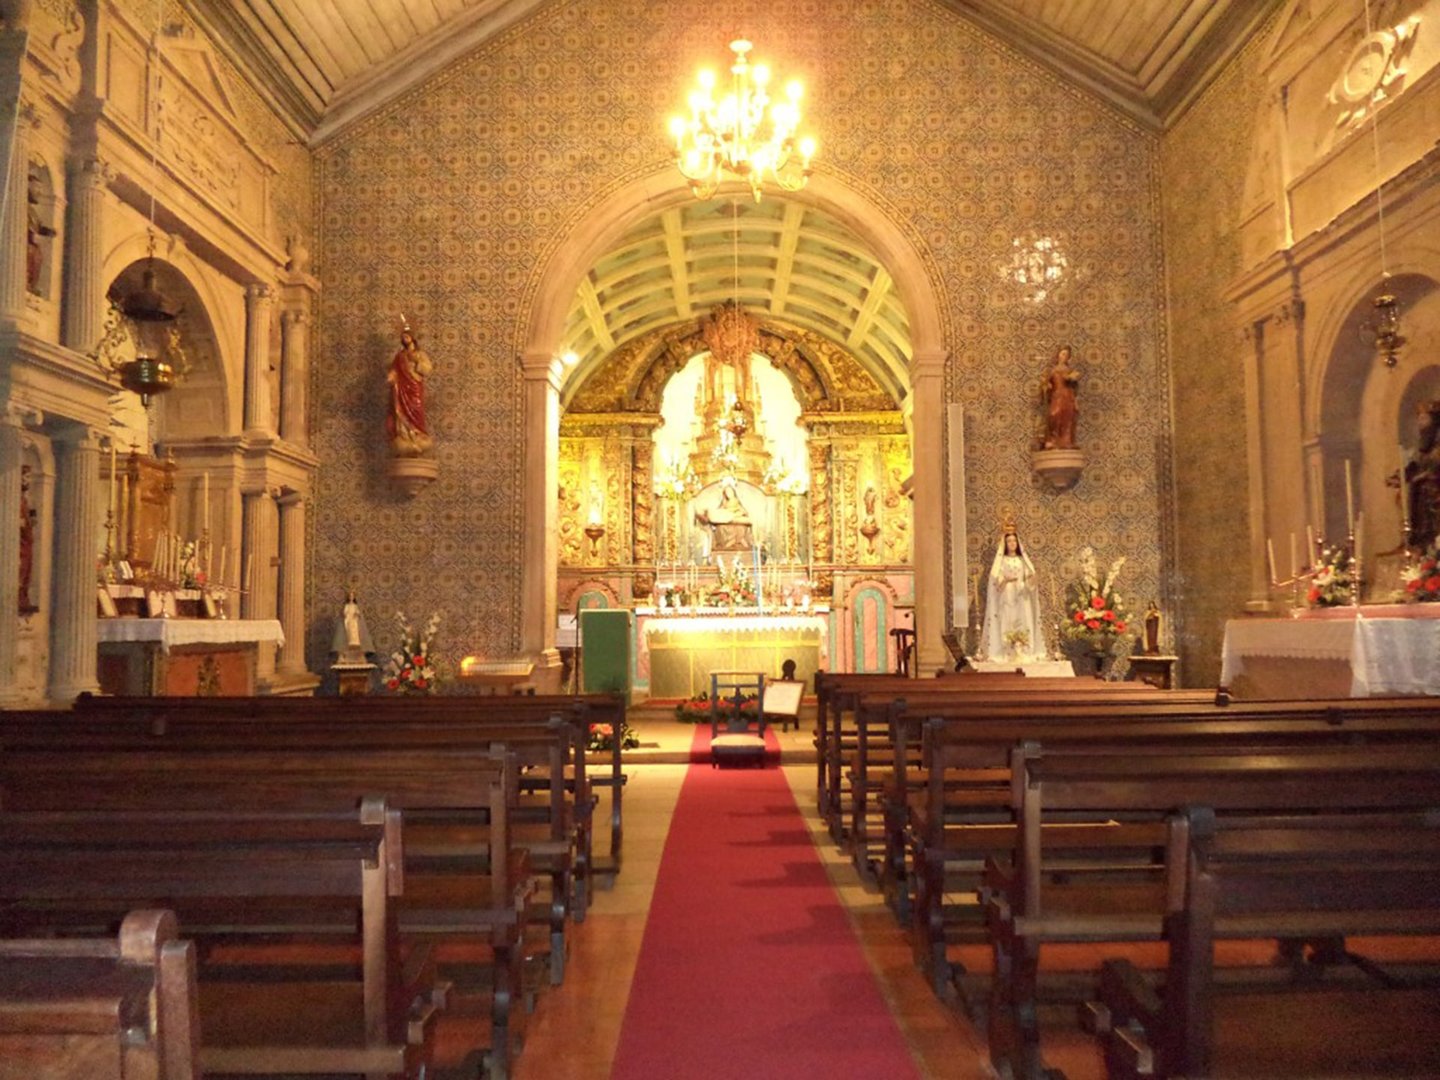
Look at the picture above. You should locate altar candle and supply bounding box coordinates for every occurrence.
[245,552,254,594]
[107,442,116,517]
[1355,512,1365,568]
[1306,525,1315,566]
[1267,537,1277,585]
[1289,532,1298,579]
[1345,459,1355,537]
[219,545,228,590]
[202,472,210,533]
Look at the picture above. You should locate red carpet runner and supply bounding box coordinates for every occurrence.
[611,739,921,1079]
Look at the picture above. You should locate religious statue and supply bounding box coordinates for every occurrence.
[331,587,374,662]
[25,177,54,296]
[386,326,434,456]
[1041,344,1080,450]
[982,526,1043,661]
[1406,400,1440,551]
[18,464,36,614]
[695,482,755,553]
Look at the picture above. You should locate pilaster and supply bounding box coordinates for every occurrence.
[909,347,949,676]
[0,99,36,324]
[243,284,275,433]
[520,351,563,675]
[61,156,110,353]
[48,427,101,701]
[0,410,25,704]
[279,309,308,445]
[276,490,307,675]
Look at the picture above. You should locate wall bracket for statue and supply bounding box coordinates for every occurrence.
[1030,446,1088,491]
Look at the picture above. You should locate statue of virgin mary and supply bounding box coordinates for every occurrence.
[982,526,1044,661]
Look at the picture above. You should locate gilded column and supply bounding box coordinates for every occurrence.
[48,428,101,701]
[279,309,309,445]
[0,411,24,704]
[519,351,563,683]
[276,490,307,675]
[909,347,949,676]
[808,435,833,595]
[243,284,275,433]
[631,431,654,602]
[61,157,110,352]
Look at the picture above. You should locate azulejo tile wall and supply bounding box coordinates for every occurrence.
[1159,18,1277,687]
[311,0,1174,673]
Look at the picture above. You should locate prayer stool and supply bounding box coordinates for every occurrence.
[709,670,767,769]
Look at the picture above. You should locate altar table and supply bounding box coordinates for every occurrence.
[97,619,285,697]
[1220,606,1440,699]
[637,611,829,699]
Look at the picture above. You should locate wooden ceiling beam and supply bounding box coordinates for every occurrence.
[661,209,694,321]
[769,202,806,317]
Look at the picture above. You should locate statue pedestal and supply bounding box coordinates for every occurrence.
[1031,447,1087,491]
[389,455,438,497]
[332,660,375,696]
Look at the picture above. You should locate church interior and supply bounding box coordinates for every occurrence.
[4,0,1440,1077]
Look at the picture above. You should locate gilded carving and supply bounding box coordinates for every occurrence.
[631,437,654,601]
[557,452,583,566]
[809,440,833,593]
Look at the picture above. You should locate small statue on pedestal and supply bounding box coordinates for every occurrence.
[331,587,376,694]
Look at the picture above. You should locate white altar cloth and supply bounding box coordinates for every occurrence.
[97,618,285,653]
[1221,611,1440,698]
[968,658,1076,677]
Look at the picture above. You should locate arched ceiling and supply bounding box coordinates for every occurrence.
[188,0,1281,140]
[557,197,912,406]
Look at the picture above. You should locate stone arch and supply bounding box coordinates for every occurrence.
[517,167,949,678]
[99,233,239,436]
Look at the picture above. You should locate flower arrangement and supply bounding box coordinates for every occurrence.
[708,555,757,606]
[1062,547,1130,645]
[587,719,640,753]
[1307,543,1354,607]
[384,610,441,694]
[674,691,760,724]
[1002,628,1031,658]
[1401,543,1440,601]
[178,541,206,590]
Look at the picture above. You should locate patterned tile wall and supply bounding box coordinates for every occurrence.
[1159,17,1277,686]
[310,0,1174,672]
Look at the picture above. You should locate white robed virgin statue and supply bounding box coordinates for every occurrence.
[983,528,1043,661]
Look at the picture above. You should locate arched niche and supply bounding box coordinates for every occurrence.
[100,255,233,443]
[1317,272,1440,560]
[25,158,58,301]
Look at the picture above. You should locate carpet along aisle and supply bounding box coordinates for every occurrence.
[611,737,922,1079]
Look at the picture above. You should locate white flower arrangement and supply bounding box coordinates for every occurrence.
[384,610,441,694]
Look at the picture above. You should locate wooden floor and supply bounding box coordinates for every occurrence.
[513,711,1440,1079]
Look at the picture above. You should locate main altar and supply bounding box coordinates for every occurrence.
[636,609,830,698]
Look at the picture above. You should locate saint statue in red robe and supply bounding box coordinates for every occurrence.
[387,329,433,456]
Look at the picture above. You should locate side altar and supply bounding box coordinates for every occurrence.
[635,609,830,699]
[97,618,286,696]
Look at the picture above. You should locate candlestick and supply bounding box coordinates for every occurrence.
[1345,459,1355,537]
[119,474,130,559]
[1267,538,1277,586]
[1353,512,1364,606]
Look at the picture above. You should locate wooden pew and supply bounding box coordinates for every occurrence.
[2,710,588,983]
[0,909,199,1080]
[0,804,437,1079]
[983,743,1440,1080]
[0,749,526,1079]
[887,694,1440,955]
[1094,807,1440,1079]
[71,690,629,876]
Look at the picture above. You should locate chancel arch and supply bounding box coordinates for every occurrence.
[519,169,948,680]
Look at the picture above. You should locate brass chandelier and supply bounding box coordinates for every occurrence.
[669,39,816,202]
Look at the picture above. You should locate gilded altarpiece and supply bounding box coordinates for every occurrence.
[557,312,913,690]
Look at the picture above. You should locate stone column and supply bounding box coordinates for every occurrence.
[909,347,949,676]
[276,490,308,675]
[279,309,309,445]
[520,352,563,682]
[0,102,34,321]
[61,157,110,352]
[49,428,101,701]
[0,411,25,704]
[243,284,275,433]
[241,489,279,685]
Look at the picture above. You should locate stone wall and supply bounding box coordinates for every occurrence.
[311,0,1172,671]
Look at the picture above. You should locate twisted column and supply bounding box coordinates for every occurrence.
[48,428,101,700]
